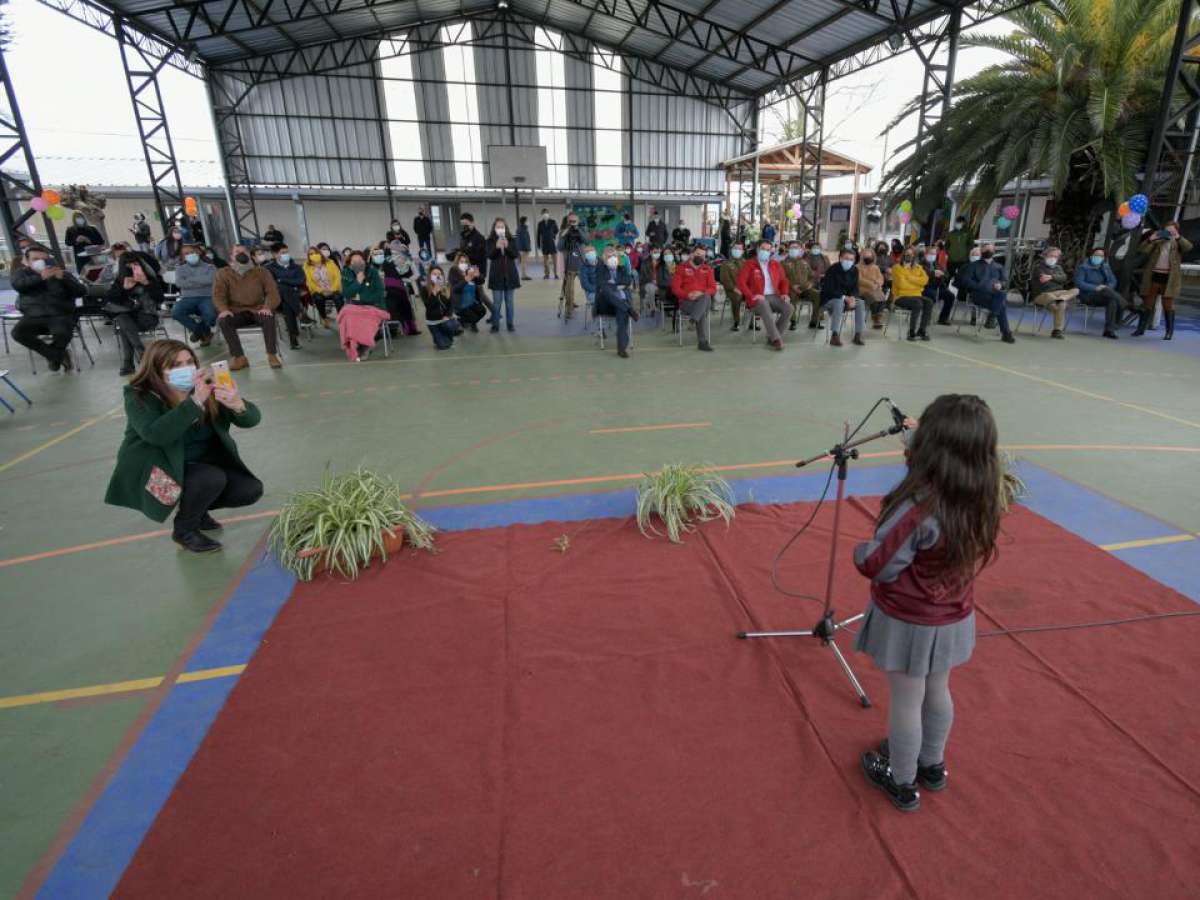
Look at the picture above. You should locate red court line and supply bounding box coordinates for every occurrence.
[589,422,712,435]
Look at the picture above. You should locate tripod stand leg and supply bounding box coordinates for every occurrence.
[827,640,871,708]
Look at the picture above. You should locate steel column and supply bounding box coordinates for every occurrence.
[115,14,187,235]
[794,69,826,243]
[911,6,961,241]
[0,50,62,258]
[207,75,261,243]
[750,103,761,224]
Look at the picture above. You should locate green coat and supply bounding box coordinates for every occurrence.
[782,257,816,294]
[104,385,261,523]
[342,267,387,309]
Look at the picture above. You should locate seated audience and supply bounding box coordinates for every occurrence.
[339,250,389,362]
[735,240,793,351]
[386,218,411,247]
[11,245,86,372]
[579,245,601,315]
[106,339,262,554]
[264,243,307,350]
[214,243,283,369]
[172,244,217,347]
[262,224,284,245]
[781,240,819,331]
[920,247,954,333]
[818,246,866,347]
[857,248,886,328]
[960,243,1015,343]
[720,241,746,331]
[156,225,185,270]
[304,245,343,326]
[378,246,421,337]
[104,254,166,375]
[670,244,715,352]
[594,244,640,358]
[1073,248,1121,339]
[891,249,933,341]
[65,212,104,273]
[1030,246,1079,339]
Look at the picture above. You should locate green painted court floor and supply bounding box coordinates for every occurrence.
[2,274,1199,896]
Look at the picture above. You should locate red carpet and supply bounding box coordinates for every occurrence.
[116,502,1200,899]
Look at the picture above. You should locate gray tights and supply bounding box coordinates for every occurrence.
[886,669,954,785]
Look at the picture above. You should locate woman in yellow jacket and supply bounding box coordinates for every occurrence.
[303,246,343,328]
[889,249,934,341]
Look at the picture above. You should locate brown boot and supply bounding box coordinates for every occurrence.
[267,354,283,369]
[871,313,883,330]
[230,355,250,370]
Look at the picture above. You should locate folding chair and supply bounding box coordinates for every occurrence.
[25,322,96,374]
[0,369,32,413]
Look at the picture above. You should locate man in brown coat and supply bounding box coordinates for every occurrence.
[214,243,283,368]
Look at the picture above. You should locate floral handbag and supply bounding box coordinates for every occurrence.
[145,465,182,507]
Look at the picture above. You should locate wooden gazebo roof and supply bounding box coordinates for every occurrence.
[722,138,873,183]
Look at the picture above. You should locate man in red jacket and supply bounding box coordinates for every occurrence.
[736,240,793,351]
[670,244,716,351]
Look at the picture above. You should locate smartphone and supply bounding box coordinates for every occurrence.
[210,359,233,390]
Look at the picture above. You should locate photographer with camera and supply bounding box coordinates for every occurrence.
[557,212,589,319]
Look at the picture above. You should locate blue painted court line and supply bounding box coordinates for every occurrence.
[36,458,1194,896]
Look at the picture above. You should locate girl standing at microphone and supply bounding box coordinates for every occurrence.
[854,394,1009,812]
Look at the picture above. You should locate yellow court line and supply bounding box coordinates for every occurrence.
[0,664,246,711]
[0,405,122,474]
[590,421,713,435]
[916,344,1200,431]
[1099,533,1197,552]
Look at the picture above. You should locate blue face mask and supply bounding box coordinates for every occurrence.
[787,248,801,258]
[1090,255,1104,266]
[585,251,597,263]
[279,254,291,266]
[757,249,770,262]
[166,364,196,392]
[840,259,854,271]
[184,253,200,265]
[731,247,743,259]
[663,254,674,264]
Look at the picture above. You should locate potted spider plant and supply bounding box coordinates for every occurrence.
[268,467,436,581]
[635,463,736,544]
[999,451,1027,514]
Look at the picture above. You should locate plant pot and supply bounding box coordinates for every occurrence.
[301,529,407,578]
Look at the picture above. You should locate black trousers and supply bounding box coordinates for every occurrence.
[12,315,74,365]
[112,312,160,365]
[175,461,263,534]
[896,295,934,334]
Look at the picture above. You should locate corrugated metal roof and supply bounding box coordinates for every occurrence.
[99,0,971,99]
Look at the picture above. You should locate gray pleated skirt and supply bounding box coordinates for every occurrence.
[853,601,976,677]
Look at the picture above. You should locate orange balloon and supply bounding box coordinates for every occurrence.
[41,189,60,205]
[184,196,198,215]
[1118,202,1131,216]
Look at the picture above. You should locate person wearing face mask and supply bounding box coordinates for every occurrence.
[105,339,262,554]
[960,243,1015,343]
[336,250,388,362]
[420,266,458,350]
[654,247,677,310]
[637,246,662,314]
[735,240,792,351]
[171,244,218,347]
[670,245,716,351]
[536,209,559,278]
[890,250,933,342]
[263,243,307,351]
[645,209,668,248]
[1134,221,1192,339]
[945,217,974,280]
[919,248,954,334]
[857,250,886,328]
[719,242,746,331]
[448,251,488,331]
[1030,246,1079,339]
[104,255,167,375]
[594,245,640,358]
[614,212,639,249]
[672,219,691,246]
[457,212,488,282]
[781,241,819,332]
[817,249,868,347]
[803,242,831,329]
[65,212,104,272]
[213,243,284,369]
[1072,247,1121,339]
[578,245,602,322]
[156,225,186,270]
[11,246,87,372]
[557,212,588,319]
[262,224,284,246]
[413,206,434,255]
[762,220,776,245]
[485,217,521,333]
[516,215,532,279]
[378,246,421,337]
[304,245,343,327]
[385,218,411,247]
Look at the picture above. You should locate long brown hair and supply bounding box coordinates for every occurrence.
[879,394,1002,576]
[128,339,218,420]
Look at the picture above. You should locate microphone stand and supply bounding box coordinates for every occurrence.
[737,418,905,708]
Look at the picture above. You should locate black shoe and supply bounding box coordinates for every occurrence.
[788,321,798,331]
[173,530,222,553]
[49,357,62,373]
[1164,311,1175,340]
[469,323,479,333]
[289,339,301,350]
[808,321,820,330]
[907,332,917,342]
[617,349,629,358]
[878,739,948,791]
[918,331,930,341]
[698,342,714,352]
[1050,329,1064,340]
[852,334,865,346]
[507,325,515,332]
[1103,330,1119,340]
[199,513,223,531]
[936,318,951,326]
[1002,334,1016,344]
[860,751,920,812]
[731,323,740,332]
[984,315,997,329]
[490,326,500,333]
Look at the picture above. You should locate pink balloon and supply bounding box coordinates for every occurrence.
[29,196,48,212]
[1002,205,1020,219]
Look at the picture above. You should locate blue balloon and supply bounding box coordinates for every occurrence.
[996,215,1012,229]
[1129,194,1149,215]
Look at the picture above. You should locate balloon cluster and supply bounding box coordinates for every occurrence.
[785,201,801,220]
[1118,194,1148,230]
[185,196,198,216]
[29,188,66,221]
[898,199,913,225]
[996,204,1019,230]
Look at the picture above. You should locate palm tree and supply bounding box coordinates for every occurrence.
[881,0,1182,262]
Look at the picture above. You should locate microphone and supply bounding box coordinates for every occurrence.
[885,398,909,433]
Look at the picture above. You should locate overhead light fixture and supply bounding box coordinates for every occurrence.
[497,0,509,8]
[887,31,904,52]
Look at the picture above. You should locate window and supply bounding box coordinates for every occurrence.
[379,40,426,187]
[592,50,624,192]
[534,27,570,190]
[442,24,485,187]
